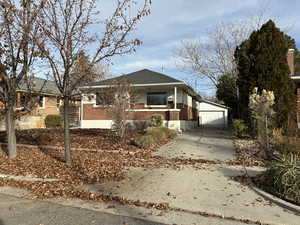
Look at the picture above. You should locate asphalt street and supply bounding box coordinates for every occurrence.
[0,194,163,225]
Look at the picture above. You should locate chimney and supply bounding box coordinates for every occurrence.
[287,49,295,75]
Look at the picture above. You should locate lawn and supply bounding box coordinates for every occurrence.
[0,128,178,200]
[0,128,142,151]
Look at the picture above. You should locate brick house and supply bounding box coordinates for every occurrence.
[0,77,62,130]
[80,69,202,131]
[288,49,300,127]
[1,77,80,129]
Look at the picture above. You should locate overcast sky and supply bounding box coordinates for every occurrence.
[109,0,300,96]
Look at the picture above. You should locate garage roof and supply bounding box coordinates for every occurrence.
[200,100,229,109]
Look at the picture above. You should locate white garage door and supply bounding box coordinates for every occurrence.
[199,111,225,127]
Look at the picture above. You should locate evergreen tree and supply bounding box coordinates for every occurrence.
[235,20,295,127]
[216,74,238,119]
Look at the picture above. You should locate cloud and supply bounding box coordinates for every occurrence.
[114,57,177,73]
[108,0,300,96]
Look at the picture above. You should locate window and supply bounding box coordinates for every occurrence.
[147,92,167,106]
[56,98,61,108]
[38,96,45,108]
[20,95,26,107]
[96,92,113,106]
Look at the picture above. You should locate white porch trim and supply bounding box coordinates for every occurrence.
[81,119,197,131]
[127,109,180,112]
[174,86,177,109]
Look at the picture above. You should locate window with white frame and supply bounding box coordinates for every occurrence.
[96,92,113,106]
[38,96,45,108]
[56,98,61,108]
[146,92,167,106]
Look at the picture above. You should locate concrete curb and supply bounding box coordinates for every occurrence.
[250,185,300,215]
[0,142,137,155]
[0,173,60,182]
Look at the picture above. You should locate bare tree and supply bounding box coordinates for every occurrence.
[107,78,135,139]
[176,9,272,88]
[38,0,151,164]
[176,20,256,87]
[0,0,45,158]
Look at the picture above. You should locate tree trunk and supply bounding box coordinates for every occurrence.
[63,96,72,165]
[6,106,17,158]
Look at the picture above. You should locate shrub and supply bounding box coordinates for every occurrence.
[232,119,248,137]
[272,129,300,155]
[133,135,154,149]
[134,127,177,149]
[149,114,164,127]
[45,115,64,128]
[146,127,167,142]
[158,127,177,138]
[263,153,300,202]
[146,127,177,142]
[132,121,148,131]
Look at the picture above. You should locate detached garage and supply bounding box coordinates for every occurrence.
[198,100,228,128]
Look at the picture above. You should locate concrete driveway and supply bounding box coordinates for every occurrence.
[153,128,235,161]
[1,129,299,225]
[81,128,300,225]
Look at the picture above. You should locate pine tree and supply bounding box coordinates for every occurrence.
[216,74,238,119]
[235,20,295,127]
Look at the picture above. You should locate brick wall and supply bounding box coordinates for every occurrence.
[83,104,170,120]
[15,93,61,117]
[37,96,60,116]
[128,111,169,120]
[297,88,300,118]
[177,103,197,121]
[83,104,114,120]
[83,102,195,121]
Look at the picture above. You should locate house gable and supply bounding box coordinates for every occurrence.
[80,69,203,131]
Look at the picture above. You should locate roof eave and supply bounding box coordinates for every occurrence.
[16,89,61,97]
[79,82,186,90]
[201,99,229,109]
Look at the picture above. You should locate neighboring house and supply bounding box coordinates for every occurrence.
[0,77,80,130]
[0,77,62,130]
[17,77,62,115]
[80,69,202,131]
[199,100,228,128]
[288,49,300,128]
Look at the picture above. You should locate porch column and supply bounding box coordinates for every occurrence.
[174,86,177,109]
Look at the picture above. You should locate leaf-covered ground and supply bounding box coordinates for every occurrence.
[233,139,266,167]
[0,130,285,225]
[0,129,142,151]
[0,129,179,199]
[0,130,267,201]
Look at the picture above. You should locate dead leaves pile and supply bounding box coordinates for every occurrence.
[0,146,127,198]
[0,130,268,209]
[0,132,178,199]
[0,129,141,151]
[0,147,126,182]
[233,139,266,167]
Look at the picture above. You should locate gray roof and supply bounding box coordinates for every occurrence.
[86,69,184,86]
[18,77,60,95]
[201,100,229,109]
[83,69,202,101]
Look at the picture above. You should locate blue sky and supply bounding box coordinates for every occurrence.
[107,0,300,96]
